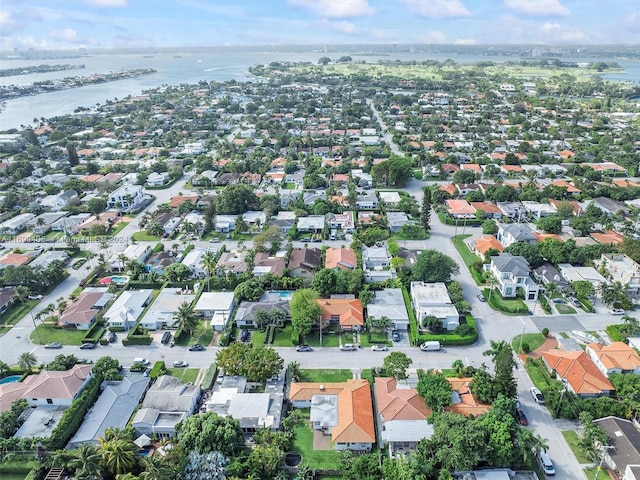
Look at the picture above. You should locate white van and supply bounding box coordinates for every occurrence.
[420,341,441,351]
[134,358,150,366]
[538,451,555,475]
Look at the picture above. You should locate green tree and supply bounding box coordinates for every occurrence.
[87,197,107,216]
[253,225,283,254]
[67,143,80,167]
[416,369,452,411]
[12,285,30,304]
[290,288,321,338]
[412,250,460,283]
[311,268,337,297]
[371,155,413,187]
[184,451,227,480]
[555,201,576,219]
[177,412,243,456]
[200,250,217,291]
[216,184,260,215]
[537,216,562,234]
[423,412,483,471]
[482,220,498,235]
[174,301,199,336]
[383,351,412,380]
[69,443,102,480]
[215,343,284,383]
[163,262,191,282]
[18,352,37,371]
[246,444,283,478]
[571,280,595,299]
[100,438,137,476]
[504,242,543,268]
[339,452,383,480]
[421,187,431,232]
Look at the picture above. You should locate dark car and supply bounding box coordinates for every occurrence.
[189,344,205,352]
[391,330,400,342]
[161,331,171,345]
[516,408,528,426]
[240,329,250,342]
[79,343,96,350]
[108,331,117,343]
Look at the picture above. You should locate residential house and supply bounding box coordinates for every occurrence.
[597,254,640,299]
[447,377,491,417]
[558,263,607,288]
[29,250,70,270]
[488,253,539,300]
[470,201,502,219]
[0,364,93,412]
[446,199,476,219]
[280,189,303,208]
[325,247,357,270]
[107,184,145,210]
[521,201,557,219]
[362,244,391,269]
[132,375,201,439]
[40,190,78,211]
[289,379,375,452]
[469,235,504,259]
[58,291,112,331]
[272,211,296,234]
[181,248,209,278]
[586,342,640,376]
[204,376,285,433]
[215,214,237,233]
[374,377,432,457]
[533,262,569,289]
[182,212,205,234]
[317,296,364,331]
[496,223,537,248]
[367,289,409,331]
[328,211,356,233]
[0,252,32,269]
[215,251,248,276]
[386,211,413,233]
[288,248,322,278]
[253,252,286,277]
[76,211,120,233]
[593,416,640,479]
[303,190,327,206]
[541,350,614,398]
[410,281,460,331]
[193,291,236,331]
[0,213,36,235]
[455,183,480,197]
[0,287,15,315]
[592,197,630,216]
[146,171,169,186]
[103,289,153,330]
[51,213,92,234]
[67,372,151,448]
[297,216,325,234]
[28,212,67,235]
[496,201,525,220]
[379,191,401,209]
[145,250,177,274]
[356,191,378,210]
[591,230,625,246]
[108,244,152,272]
[139,288,195,330]
[235,300,290,329]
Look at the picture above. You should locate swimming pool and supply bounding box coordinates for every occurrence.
[100,275,130,285]
[268,290,293,300]
[0,375,21,385]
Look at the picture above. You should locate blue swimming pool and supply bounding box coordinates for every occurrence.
[0,375,21,385]
[268,290,292,299]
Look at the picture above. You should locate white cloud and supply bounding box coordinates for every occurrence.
[287,0,374,18]
[454,38,477,45]
[84,0,128,6]
[0,7,42,32]
[400,0,470,19]
[49,28,98,45]
[503,0,570,17]
[319,19,358,34]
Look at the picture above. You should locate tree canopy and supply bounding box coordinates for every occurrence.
[215,343,283,383]
[177,412,243,457]
[290,288,321,338]
[411,250,460,283]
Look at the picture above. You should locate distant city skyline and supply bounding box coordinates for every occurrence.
[1,0,639,51]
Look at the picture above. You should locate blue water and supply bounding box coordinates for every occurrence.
[269,290,293,299]
[137,449,151,457]
[1,47,639,130]
[0,375,21,384]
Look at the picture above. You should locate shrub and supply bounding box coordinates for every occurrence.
[201,364,218,390]
[149,361,167,380]
[130,363,146,372]
[521,343,531,353]
[291,332,300,346]
[541,327,549,337]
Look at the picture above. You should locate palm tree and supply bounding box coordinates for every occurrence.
[174,302,199,336]
[200,251,217,292]
[13,286,30,304]
[100,438,137,476]
[483,340,508,361]
[0,360,10,378]
[69,443,102,480]
[18,352,38,372]
[140,456,172,480]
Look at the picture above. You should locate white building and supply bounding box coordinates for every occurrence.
[410,281,459,331]
[0,213,36,235]
[139,288,195,330]
[193,291,236,331]
[181,248,209,278]
[107,184,145,211]
[146,172,169,187]
[108,244,152,272]
[103,289,153,330]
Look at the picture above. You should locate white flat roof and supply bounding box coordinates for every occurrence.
[194,291,235,311]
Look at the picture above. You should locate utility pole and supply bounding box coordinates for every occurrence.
[554,385,566,418]
[594,445,615,480]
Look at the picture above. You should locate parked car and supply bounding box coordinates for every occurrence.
[420,341,441,351]
[340,343,357,351]
[189,344,205,352]
[296,345,313,352]
[371,344,388,352]
[240,329,250,342]
[611,308,625,315]
[134,357,150,366]
[161,331,171,345]
[300,238,310,243]
[568,297,581,307]
[552,298,566,304]
[530,387,545,404]
[44,342,62,349]
[28,294,43,300]
[108,331,117,343]
[77,358,92,364]
[477,293,486,302]
[79,343,96,350]
[516,408,528,426]
[537,451,555,475]
[391,330,400,342]
[173,360,188,368]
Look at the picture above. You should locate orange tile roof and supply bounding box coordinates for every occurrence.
[542,350,614,396]
[447,377,491,417]
[612,179,639,188]
[439,184,457,196]
[473,235,504,255]
[375,378,430,422]
[446,199,475,215]
[169,195,199,209]
[558,150,575,158]
[461,164,483,173]
[588,342,640,372]
[317,298,364,328]
[591,230,624,245]
[502,164,523,172]
[0,253,31,267]
[548,198,582,215]
[551,180,581,193]
[588,162,627,172]
[470,201,502,214]
[289,380,375,444]
[534,232,563,243]
[58,292,104,327]
[325,247,357,270]
[82,174,104,183]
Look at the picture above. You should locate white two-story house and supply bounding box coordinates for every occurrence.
[488,253,539,300]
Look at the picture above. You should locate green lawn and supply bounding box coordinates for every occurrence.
[304,331,342,348]
[272,324,294,347]
[391,229,429,240]
[166,367,199,384]
[132,231,161,241]
[0,300,39,327]
[451,234,479,266]
[291,423,339,470]
[583,468,599,480]
[361,331,391,347]
[511,333,546,354]
[484,289,528,315]
[556,304,577,315]
[174,320,212,346]
[524,358,554,390]
[562,430,591,464]
[30,323,88,345]
[298,369,353,383]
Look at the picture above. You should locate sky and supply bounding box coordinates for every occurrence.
[1,0,640,51]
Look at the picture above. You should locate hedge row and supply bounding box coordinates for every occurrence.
[122,336,153,346]
[201,364,218,390]
[416,315,478,346]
